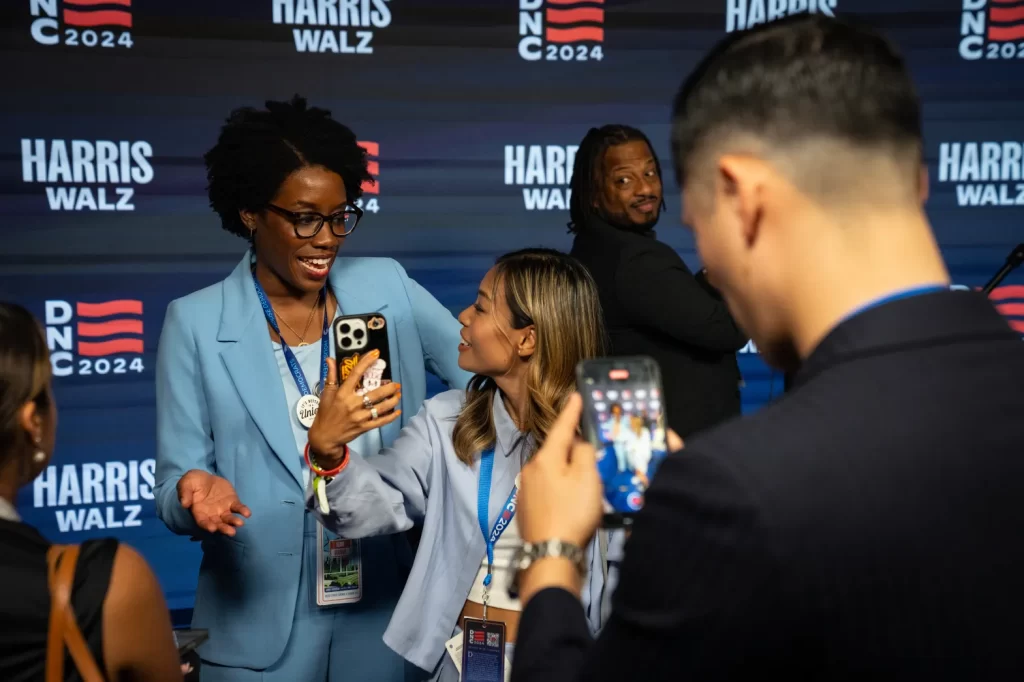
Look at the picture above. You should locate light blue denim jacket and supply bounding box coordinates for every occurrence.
[308,389,621,675]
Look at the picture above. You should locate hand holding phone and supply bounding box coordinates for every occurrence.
[307,352,401,469]
[515,394,604,546]
[334,314,393,395]
[576,356,669,527]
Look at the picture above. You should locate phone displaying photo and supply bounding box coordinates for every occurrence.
[577,356,669,527]
[333,313,392,396]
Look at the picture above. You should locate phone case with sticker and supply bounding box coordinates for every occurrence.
[333,313,392,395]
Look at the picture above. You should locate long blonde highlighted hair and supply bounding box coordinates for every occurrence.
[451,248,606,464]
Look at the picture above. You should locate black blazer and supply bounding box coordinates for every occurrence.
[570,218,748,438]
[514,290,1024,681]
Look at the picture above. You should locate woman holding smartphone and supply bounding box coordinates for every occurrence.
[305,248,620,680]
[153,95,470,682]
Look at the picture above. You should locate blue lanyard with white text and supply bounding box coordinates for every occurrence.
[251,267,329,397]
[477,448,518,620]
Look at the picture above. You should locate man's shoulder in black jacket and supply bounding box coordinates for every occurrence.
[513,291,1024,681]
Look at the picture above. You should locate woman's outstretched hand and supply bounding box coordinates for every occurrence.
[177,470,251,536]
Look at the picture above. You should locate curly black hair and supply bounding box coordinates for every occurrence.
[204,95,374,239]
[567,124,664,234]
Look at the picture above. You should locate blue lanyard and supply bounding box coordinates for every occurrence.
[840,284,948,325]
[251,268,329,396]
[477,448,518,588]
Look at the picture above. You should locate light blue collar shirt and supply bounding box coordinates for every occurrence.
[308,389,621,675]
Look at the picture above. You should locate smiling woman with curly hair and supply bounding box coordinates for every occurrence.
[152,95,471,682]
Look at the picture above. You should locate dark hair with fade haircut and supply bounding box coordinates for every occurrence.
[567,124,665,234]
[204,95,374,239]
[670,14,922,198]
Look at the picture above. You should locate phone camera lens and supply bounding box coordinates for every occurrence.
[354,329,365,339]
[341,338,351,348]
[340,324,350,333]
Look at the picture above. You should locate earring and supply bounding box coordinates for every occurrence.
[33,451,46,464]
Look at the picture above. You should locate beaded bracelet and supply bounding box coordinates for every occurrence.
[304,441,349,478]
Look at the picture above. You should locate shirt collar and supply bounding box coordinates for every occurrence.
[587,214,657,239]
[493,390,530,459]
[792,289,1016,389]
[0,496,21,523]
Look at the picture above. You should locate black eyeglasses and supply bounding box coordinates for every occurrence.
[265,203,363,238]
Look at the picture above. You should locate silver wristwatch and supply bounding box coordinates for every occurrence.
[507,539,587,599]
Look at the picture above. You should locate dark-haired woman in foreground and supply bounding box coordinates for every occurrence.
[0,303,181,682]
[153,96,470,681]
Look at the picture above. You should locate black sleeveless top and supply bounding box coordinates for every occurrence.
[0,519,118,682]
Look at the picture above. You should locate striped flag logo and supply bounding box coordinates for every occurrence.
[990,285,1024,335]
[75,299,144,356]
[63,0,133,29]
[359,141,379,195]
[545,0,605,44]
[989,0,1024,41]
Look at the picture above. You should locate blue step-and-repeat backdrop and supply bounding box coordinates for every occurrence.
[1,0,1021,610]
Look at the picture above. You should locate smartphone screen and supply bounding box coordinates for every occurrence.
[577,357,668,525]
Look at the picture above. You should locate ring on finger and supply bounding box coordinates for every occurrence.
[362,395,373,410]
[370,407,379,420]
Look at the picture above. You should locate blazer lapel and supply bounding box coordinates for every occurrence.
[218,253,305,489]
[329,261,402,447]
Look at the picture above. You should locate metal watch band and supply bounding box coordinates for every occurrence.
[507,538,588,600]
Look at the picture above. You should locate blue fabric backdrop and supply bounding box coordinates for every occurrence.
[1,0,1021,610]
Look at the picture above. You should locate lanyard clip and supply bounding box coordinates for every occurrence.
[314,476,330,514]
[481,582,490,621]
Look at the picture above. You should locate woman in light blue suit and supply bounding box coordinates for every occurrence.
[153,96,471,682]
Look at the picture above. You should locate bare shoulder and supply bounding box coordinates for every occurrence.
[102,545,181,681]
[109,544,160,591]
[103,545,166,621]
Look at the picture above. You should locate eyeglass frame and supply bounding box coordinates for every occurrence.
[264,202,364,238]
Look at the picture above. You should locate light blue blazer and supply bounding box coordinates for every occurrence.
[153,252,471,669]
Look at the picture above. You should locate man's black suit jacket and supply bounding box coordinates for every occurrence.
[570,218,748,438]
[513,290,1024,680]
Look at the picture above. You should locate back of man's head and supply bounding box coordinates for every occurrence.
[671,15,947,371]
[672,14,923,204]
